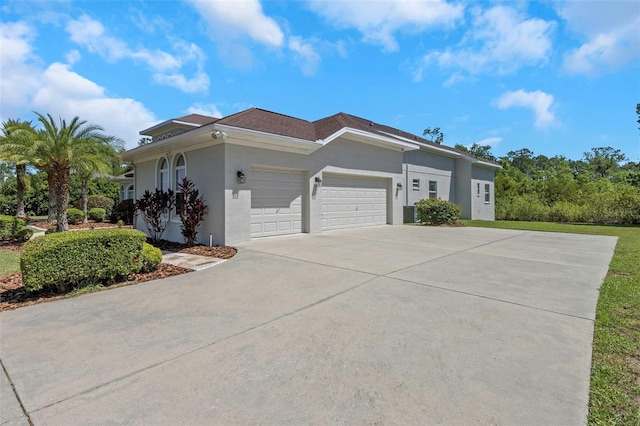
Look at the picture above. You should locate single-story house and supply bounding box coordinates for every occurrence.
[122,108,500,245]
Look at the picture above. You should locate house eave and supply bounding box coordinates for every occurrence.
[123,123,218,162]
[139,119,202,136]
[322,127,421,152]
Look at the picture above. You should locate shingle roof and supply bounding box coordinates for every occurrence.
[216,108,317,141]
[157,107,498,165]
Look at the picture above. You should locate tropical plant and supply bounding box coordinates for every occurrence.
[177,177,208,247]
[14,113,123,232]
[135,188,175,242]
[0,119,36,217]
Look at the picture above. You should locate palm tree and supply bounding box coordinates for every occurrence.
[0,119,36,218]
[75,143,122,223]
[29,113,123,232]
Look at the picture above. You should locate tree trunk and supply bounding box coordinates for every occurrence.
[54,168,70,232]
[81,177,89,223]
[47,172,56,223]
[15,163,26,218]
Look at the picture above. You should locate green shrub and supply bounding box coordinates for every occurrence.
[135,243,162,273]
[88,208,106,222]
[415,198,462,225]
[15,227,33,242]
[45,226,58,235]
[548,201,586,223]
[0,215,24,240]
[497,194,550,221]
[0,215,31,242]
[66,208,85,225]
[111,199,135,225]
[87,195,115,217]
[20,229,147,292]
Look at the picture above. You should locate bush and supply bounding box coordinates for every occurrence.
[66,208,85,225]
[548,201,586,223]
[20,229,147,292]
[0,215,32,242]
[87,195,115,217]
[415,198,462,225]
[135,242,162,273]
[111,199,135,225]
[88,208,106,222]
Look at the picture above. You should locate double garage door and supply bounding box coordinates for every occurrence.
[321,175,387,230]
[251,170,388,238]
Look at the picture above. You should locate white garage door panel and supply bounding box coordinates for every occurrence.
[251,169,303,238]
[321,175,387,230]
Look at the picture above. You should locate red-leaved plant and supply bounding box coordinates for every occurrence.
[135,188,175,243]
[178,177,208,247]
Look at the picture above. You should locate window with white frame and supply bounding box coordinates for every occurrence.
[428,180,437,199]
[477,182,480,197]
[174,154,186,214]
[412,178,420,190]
[484,183,490,204]
[126,184,134,200]
[120,184,126,201]
[158,158,169,191]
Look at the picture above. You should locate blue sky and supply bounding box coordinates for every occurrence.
[1,1,639,161]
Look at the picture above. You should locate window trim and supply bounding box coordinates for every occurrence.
[428,180,437,199]
[412,178,420,191]
[484,183,491,204]
[173,153,187,219]
[126,184,134,200]
[157,157,169,191]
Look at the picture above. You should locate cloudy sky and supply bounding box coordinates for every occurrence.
[1,0,639,160]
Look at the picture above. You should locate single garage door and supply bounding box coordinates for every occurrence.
[321,175,387,230]
[250,169,303,238]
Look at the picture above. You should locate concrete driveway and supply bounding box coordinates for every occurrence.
[0,226,616,425]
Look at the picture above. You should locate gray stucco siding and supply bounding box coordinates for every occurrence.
[470,165,496,221]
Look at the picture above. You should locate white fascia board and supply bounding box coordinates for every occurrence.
[124,123,217,162]
[213,123,322,154]
[322,127,420,151]
[413,142,462,158]
[460,152,502,169]
[139,119,202,136]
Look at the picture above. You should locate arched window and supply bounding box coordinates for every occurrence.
[126,184,134,200]
[120,184,126,201]
[158,158,169,191]
[174,154,186,214]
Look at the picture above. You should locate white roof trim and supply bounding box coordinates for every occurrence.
[140,119,203,135]
[377,130,461,157]
[322,127,420,151]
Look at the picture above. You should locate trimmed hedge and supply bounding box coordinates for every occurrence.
[87,195,115,217]
[66,208,85,225]
[0,215,32,242]
[415,198,462,225]
[20,229,147,292]
[136,242,162,273]
[88,207,106,222]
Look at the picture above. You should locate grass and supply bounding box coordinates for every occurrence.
[463,220,640,425]
[0,249,20,276]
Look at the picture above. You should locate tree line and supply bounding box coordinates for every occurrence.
[0,114,125,232]
[456,144,640,224]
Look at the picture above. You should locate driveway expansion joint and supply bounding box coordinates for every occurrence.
[1,357,33,426]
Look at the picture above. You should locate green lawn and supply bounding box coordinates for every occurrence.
[463,220,640,425]
[0,249,20,276]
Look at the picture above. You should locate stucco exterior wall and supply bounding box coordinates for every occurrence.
[402,150,456,206]
[470,165,496,221]
[454,159,472,219]
[222,137,405,244]
[133,144,226,245]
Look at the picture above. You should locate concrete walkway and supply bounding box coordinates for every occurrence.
[0,226,616,425]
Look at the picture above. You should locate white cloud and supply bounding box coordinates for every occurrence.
[0,21,41,119]
[308,0,463,52]
[65,15,209,93]
[416,5,554,83]
[186,0,284,47]
[186,103,223,118]
[494,90,555,129]
[557,1,640,76]
[31,62,156,149]
[288,36,321,76]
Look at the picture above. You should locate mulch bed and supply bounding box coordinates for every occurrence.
[0,229,237,312]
